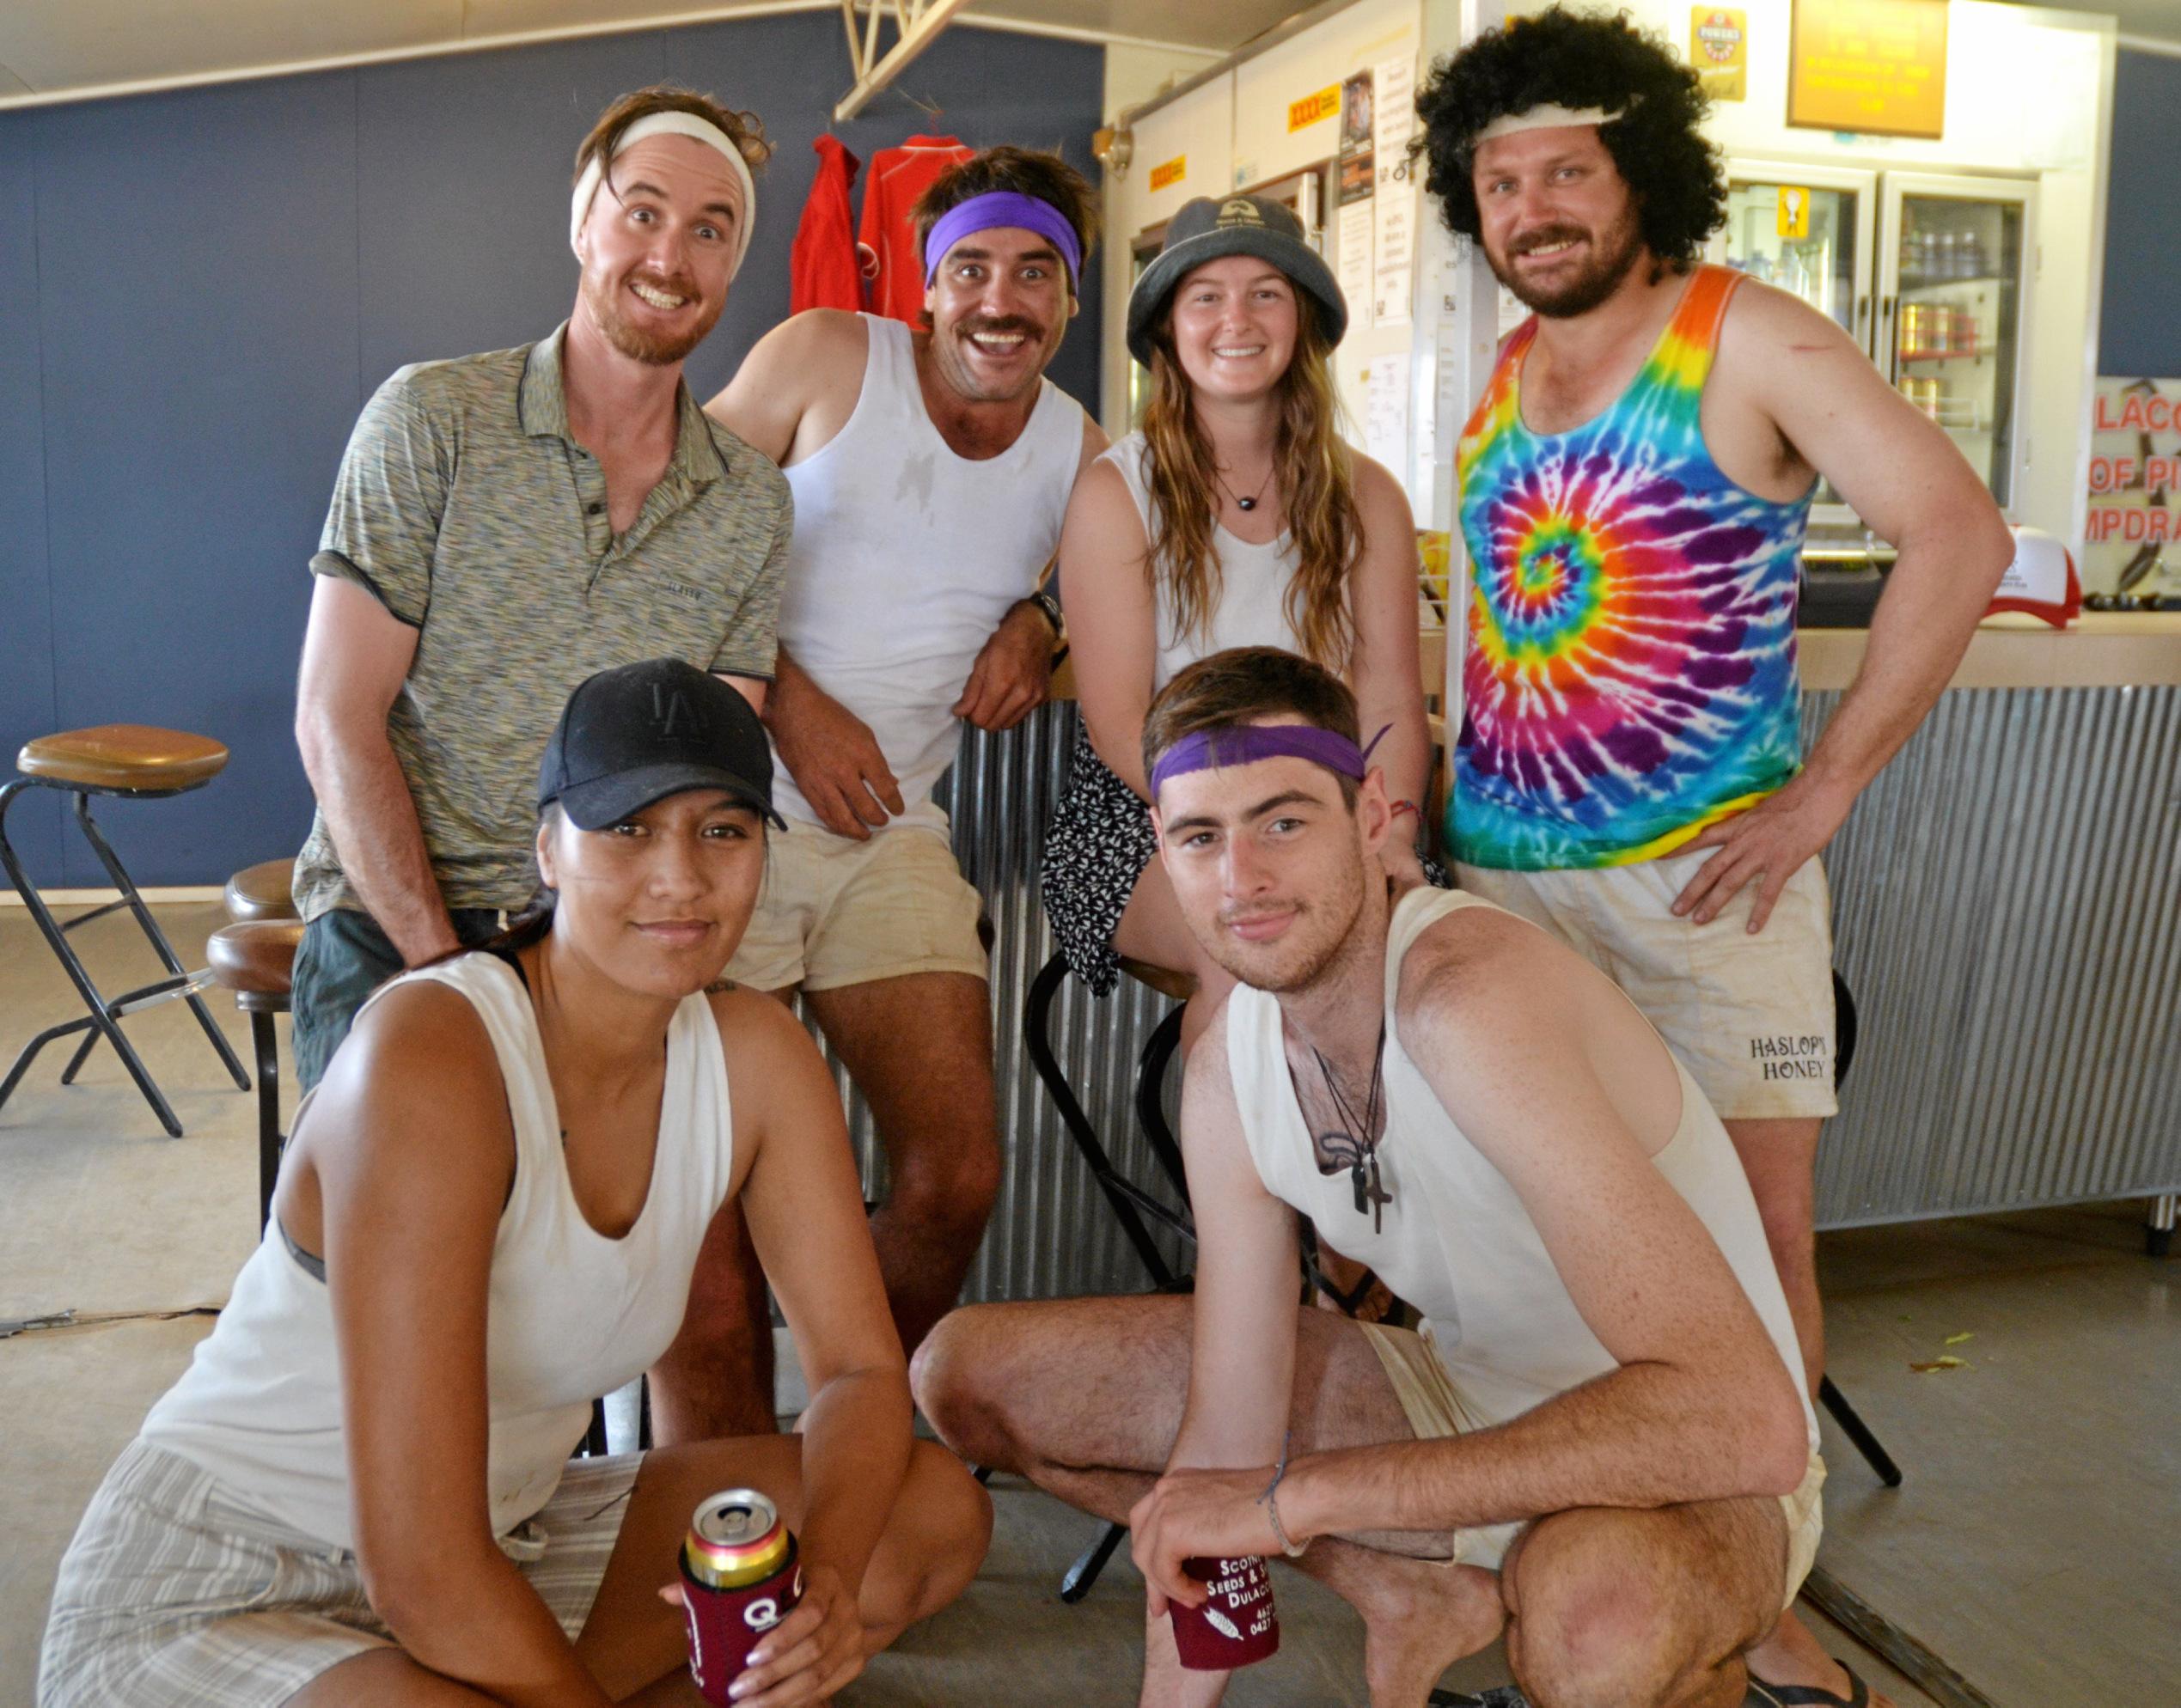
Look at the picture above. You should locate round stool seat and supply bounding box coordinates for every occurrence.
[18,725,228,792]
[224,858,299,923]
[208,921,304,1010]
[1121,957,1196,1003]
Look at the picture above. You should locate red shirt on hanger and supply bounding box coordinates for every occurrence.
[791,135,865,315]
[858,133,974,325]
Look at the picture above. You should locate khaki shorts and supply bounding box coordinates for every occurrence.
[1360,1323,1824,1608]
[1454,851,1839,1122]
[40,1438,638,1708]
[726,819,987,994]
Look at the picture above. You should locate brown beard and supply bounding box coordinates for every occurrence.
[584,270,722,366]
[1490,204,1645,319]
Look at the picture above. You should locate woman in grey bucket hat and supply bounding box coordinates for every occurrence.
[1040,189,1442,1049]
[1124,193,1348,365]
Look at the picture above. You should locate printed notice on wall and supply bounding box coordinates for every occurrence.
[1338,201,1375,334]
[1364,358,1408,479]
[1371,47,1420,326]
[2086,377,2181,605]
[1788,0,1948,139]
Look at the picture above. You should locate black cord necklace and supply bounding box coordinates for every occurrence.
[1215,461,1275,513]
[1312,1022,1390,1234]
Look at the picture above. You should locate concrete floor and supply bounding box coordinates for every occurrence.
[3,901,2176,1705]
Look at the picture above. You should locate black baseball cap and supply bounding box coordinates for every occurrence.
[537,659,784,831]
[1126,193,1348,366]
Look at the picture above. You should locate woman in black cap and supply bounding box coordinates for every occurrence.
[1042,192,1439,1044]
[40,659,990,1708]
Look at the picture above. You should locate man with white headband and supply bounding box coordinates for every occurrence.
[913,644,1833,1708]
[1410,19,2005,1701]
[289,86,789,1298]
[681,146,1104,1433]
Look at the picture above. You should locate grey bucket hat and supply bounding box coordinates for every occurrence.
[1126,193,1348,367]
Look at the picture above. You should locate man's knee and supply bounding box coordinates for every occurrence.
[909,1306,1017,1467]
[1505,1512,1688,1708]
[866,1440,994,1632]
[887,1132,1002,1235]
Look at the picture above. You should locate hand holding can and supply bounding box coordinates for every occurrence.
[1168,1555,1280,1670]
[678,1489,804,1706]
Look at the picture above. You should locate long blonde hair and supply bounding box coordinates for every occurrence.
[1139,296,1362,670]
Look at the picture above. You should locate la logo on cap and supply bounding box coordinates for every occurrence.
[1218,198,1263,226]
[651,684,700,736]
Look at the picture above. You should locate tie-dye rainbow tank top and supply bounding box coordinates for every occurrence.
[1451,265,1810,872]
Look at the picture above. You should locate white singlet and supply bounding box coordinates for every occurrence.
[139,952,736,1548]
[1226,887,1818,1445]
[773,314,1086,828]
[1103,430,1304,690]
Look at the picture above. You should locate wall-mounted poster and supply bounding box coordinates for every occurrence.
[1789,0,1948,140]
[2086,377,2181,606]
[1691,7,1748,103]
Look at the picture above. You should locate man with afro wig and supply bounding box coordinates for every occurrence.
[1417,9,2013,1705]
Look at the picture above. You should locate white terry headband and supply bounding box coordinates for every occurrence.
[569,111,757,276]
[1473,103,1625,144]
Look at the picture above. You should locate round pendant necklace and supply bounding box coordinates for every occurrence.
[1215,462,1275,514]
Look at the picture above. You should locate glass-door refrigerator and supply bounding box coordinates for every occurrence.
[1708,162,1876,529]
[1879,173,2035,510]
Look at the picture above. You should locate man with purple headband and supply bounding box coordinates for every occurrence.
[690,148,1105,1436]
[914,647,1853,1708]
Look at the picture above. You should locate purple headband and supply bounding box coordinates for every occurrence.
[922,191,1083,291]
[1149,723,1390,801]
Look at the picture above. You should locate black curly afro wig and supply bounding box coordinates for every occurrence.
[1414,6,1726,269]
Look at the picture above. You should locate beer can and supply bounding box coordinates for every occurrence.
[680,1490,804,1706]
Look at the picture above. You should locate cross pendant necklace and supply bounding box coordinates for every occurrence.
[1312,1024,1390,1235]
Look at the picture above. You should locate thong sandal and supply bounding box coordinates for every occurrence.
[1747,1664,1872,1707]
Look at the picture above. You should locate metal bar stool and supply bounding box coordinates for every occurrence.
[204,857,304,1230]
[0,724,251,1137]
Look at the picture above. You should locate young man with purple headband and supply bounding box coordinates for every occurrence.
[913,647,1876,1708]
[689,149,1106,1437]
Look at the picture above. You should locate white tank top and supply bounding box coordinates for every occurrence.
[139,953,736,1549]
[773,314,1084,827]
[1103,430,1307,691]
[1226,888,1818,1447]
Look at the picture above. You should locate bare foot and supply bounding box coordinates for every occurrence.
[1747,1608,1897,1707]
[1346,1553,1506,1708]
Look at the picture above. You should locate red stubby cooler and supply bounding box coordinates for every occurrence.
[1169,1554,1280,1669]
[679,1488,804,1705]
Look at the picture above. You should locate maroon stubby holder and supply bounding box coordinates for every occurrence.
[679,1489,805,1706]
[1169,1555,1280,1669]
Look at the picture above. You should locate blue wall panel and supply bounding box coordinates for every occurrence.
[0,113,62,885]
[34,72,359,886]
[2099,51,2181,378]
[3,14,1103,889]
[356,32,670,385]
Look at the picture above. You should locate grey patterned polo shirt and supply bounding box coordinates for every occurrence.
[294,325,791,921]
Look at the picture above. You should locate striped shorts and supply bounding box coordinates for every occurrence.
[39,1438,639,1707]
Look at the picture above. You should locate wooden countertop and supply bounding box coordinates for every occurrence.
[1797,613,2181,692]
[1050,614,2181,700]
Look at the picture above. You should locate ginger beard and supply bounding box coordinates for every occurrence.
[579,241,722,366]
[574,144,739,368]
[1487,187,1645,320]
